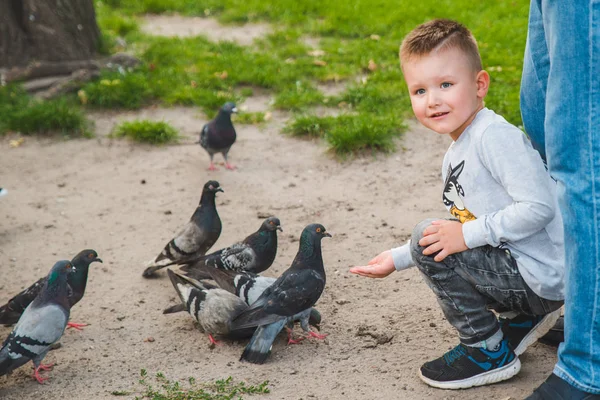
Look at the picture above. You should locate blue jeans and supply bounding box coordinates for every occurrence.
[411,219,562,346]
[520,0,600,393]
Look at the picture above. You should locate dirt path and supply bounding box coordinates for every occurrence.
[0,15,557,400]
[0,103,556,399]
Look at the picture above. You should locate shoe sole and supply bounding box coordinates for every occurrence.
[418,357,521,390]
[515,308,562,355]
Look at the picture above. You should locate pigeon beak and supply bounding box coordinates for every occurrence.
[324,232,332,238]
[277,226,283,232]
[216,187,224,193]
[95,258,103,263]
[231,107,238,113]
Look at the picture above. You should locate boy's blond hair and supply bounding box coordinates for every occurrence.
[399,19,482,73]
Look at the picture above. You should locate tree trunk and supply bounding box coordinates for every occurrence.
[0,0,100,69]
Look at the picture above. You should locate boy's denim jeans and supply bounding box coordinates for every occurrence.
[520,0,600,393]
[411,219,562,346]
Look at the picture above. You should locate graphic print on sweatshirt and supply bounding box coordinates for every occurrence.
[443,161,476,223]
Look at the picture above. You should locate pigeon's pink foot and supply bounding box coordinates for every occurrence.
[225,163,236,170]
[286,327,305,345]
[208,163,219,171]
[33,363,54,384]
[67,322,88,330]
[208,334,221,346]
[308,330,328,340]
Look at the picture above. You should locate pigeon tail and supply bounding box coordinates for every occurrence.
[239,319,287,364]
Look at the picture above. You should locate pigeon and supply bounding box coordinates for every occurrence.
[200,102,237,171]
[179,217,282,280]
[142,180,223,278]
[0,249,102,328]
[0,260,75,384]
[229,223,331,364]
[166,269,254,345]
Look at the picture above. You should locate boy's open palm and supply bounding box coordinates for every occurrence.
[349,250,395,278]
[419,220,467,261]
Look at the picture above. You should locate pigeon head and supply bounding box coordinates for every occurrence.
[72,249,103,268]
[221,102,238,114]
[203,180,223,194]
[260,217,282,232]
[301,223,332,242]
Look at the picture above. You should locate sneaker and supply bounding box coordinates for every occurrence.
[500,308,562,355]
[526,373,600,399]
[418,338,521,389]
[0,188,6,197]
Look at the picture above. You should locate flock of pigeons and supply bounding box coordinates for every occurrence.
[0,103,331,385]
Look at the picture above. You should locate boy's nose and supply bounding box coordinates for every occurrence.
[427,92,441,108]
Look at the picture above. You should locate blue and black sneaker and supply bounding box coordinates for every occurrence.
[500,308,562,355]
[418,338,521,389]
[0,188,6,197]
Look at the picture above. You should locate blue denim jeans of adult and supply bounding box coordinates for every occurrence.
[410,219,563,346]
[520,0,600,393]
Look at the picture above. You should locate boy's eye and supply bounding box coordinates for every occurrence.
[441,82,452,89]
[415,88,426,95]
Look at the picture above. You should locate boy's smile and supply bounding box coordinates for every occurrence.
[402,47,489,141]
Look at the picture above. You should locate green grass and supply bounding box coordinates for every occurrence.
[111,120,179,144]
[6,1,529,153]
[0,85,91,137]
[88,0,528,154]
[130,370,270,400]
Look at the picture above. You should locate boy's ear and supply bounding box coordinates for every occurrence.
[476,70,490,99]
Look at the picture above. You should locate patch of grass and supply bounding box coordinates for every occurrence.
[91,0,529,155]
[0,85,91,136]
[234,112,266,125]
[133,369,270,400]
[112,120,179,144]
[285,113,405,155]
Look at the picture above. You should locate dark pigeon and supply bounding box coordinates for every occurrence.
[142,180,223,277]
[0,260,75,384]
[180,217,282,280]
[200,102,237,171]
[229,223,331,364]
[0,250,102,328]
[166,269,254,345]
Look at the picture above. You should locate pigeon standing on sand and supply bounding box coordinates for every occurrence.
[142,180,223,278]
[166,269,254,345]
[0,260,75,384]
[180,217,282,280]
[229,223,331,363]
[0,249,102,328]
[200,102,237,171]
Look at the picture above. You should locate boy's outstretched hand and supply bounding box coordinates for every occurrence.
[349,250,395,278]
[419,219,467,261]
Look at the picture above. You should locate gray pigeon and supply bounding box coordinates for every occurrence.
[142,181,223,278]
[0,260,75,384]
[166,269,254,345]
[200,102,237,171]
[0,250,102,328]
[230,223,331,363]
[180,217,282,279]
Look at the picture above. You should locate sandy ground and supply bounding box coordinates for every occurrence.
[0,16,558,400]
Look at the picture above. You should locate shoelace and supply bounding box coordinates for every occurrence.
[443,344,468,365]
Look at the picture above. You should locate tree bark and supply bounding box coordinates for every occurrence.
[0,0,101,69]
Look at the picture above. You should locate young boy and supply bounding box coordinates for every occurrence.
[350,19,564,390]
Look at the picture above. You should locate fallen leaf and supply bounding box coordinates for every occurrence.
[368,59,377,71]
[264,111,272,121]
[308,49,325,57]
[313,59,327,66]
[370,34,381,41]
[9,138,24,148]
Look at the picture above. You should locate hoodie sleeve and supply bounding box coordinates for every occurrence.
[391,241,415,271]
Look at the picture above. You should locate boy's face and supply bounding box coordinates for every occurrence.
[402,47,489,141]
